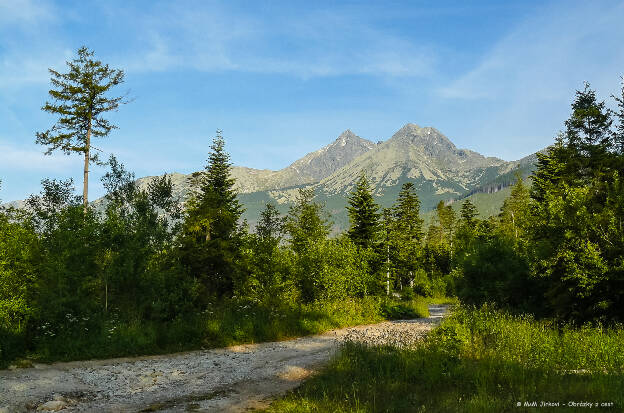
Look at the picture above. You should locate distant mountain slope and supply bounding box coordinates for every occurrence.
[207,129,377,194]
[3,125,542,232]
[317,124,508,199]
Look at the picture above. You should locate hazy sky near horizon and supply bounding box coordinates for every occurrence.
[1,0,624,201]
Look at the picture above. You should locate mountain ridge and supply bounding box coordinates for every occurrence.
[2,124,541,231]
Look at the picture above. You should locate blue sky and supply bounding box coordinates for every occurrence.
[1,0,623,202]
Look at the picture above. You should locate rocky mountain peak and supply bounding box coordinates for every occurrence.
[396,123,422,134]
[334,129,365,146]
[389,123,456,152]
[281,130,376,183]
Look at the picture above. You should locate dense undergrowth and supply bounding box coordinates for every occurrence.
[269,305,624,412]
[1,296,429,367]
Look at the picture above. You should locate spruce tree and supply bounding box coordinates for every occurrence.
[256,203,283,246]
[459,199,478,227]
[381,208,396,295]
[564,82,613,179]
[347,174,380,249]
[284,188,331,254]
[35,47,126,212]
[179,131,243,298]
[393,183,423,242]
[530,82,623,322]
[392,182,424,290]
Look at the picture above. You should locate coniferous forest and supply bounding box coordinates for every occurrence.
[1,48,624,411]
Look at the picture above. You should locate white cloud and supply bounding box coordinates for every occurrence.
[0,0,69,88]
[434,0,624,160]
[439,1,624,101]
[0,0,55,25]
[0,142,74,172]
[120,3,435,78]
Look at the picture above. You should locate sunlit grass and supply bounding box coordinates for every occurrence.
[268,305,624,412]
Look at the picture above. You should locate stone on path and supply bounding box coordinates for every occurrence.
[36,399,68,411]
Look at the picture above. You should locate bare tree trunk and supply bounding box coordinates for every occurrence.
[83,119,91,214]
[386,244,390,296]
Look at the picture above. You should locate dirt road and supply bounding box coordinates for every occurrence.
[0,305,447,412]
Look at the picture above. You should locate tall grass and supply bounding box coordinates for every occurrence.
[455,305,624,372]
[5,296,429,367]
[269,305,624,412]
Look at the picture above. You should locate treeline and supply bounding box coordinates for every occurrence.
[0,130,438,365]
[1,73,623,367]
[452,81,624,323]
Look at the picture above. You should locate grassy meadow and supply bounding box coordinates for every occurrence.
[268,305,624,412]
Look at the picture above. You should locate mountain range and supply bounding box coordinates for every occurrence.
[134,123,539,231]
[2,123,539,231]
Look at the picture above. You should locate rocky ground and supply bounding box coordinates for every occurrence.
[0,305,447,412]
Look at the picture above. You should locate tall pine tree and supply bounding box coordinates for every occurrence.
[284,188,331,254]
[347,174,380,249]
[179,131,243,299]
[392,182,424,289]
[530,83,623,322]
[35,47,126,212]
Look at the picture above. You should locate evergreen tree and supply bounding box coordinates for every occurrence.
[563,82,614,180]
[179,131,243,299]
[347,174,380,249]
[284,188,331,254]
[499,177,531,242]
[529,82,624,322]
[284,188,331,301]
[455,199,479,258]
[436,200,456,240]
[530,138,567,205]
[459,199,478,227]
[240,203,291,304]
[35,47,126,212]
[392,183,424,289]
[394,183,423,243]
[256,203,283,245]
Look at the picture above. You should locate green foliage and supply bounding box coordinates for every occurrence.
[456,233,537,312]
[614,77,624,155]
[391,183,425,289]
[380,297,429,319]
[35,47,126,208]
[256,202,284,245]
[459,198,478,225]
[270,306,624,412]
[178,131,244,299]
[347,174,380,249]
[498,176,531,243]
[527,82,624,322]
[98,156,185,321]
[284,188,331,254]
[0,210,37,332]
[35,47,125,156]
[239,236,298,305]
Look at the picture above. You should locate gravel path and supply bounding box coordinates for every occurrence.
[0,305,448,412]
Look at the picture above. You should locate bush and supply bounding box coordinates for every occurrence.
[456,235,537,312]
